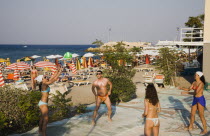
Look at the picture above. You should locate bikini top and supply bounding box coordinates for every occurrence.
[31,70,37,74]
[41,87,50,93]
[192,82,201,90]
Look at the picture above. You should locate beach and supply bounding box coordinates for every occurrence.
[9,65,210,136]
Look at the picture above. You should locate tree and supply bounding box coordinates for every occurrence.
[92,39,104,47]
[155,47,182,86]
[184,14,204,42]
[102,42,137,103]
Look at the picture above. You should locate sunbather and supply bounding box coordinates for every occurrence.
[91,70,112,125]
[30,65,38,90]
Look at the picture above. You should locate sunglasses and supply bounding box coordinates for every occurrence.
[96,73,102,75]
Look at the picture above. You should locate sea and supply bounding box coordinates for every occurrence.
[0,44,97,63]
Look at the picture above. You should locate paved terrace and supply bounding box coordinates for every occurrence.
[14,88,210,136]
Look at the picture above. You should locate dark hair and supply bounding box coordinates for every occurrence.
[145,84,159,106]
[97,70,103,74]
[200,75,206,85]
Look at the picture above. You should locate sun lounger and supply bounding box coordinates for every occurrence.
[49,83,68,96]
[14,83,29,90]
[72,80,90,86]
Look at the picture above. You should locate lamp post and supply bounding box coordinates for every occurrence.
[108,28,111,42]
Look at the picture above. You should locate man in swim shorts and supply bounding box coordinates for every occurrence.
[92,70,112,125]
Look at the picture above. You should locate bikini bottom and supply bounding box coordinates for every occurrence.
[192,95,206,107]
[146,118,159,126]
[38,100,48,107]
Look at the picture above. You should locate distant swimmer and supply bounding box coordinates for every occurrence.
[91,70,112,125]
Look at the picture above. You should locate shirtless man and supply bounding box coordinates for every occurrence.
[92,70,112,125]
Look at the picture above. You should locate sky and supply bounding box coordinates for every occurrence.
[0,0,205,45]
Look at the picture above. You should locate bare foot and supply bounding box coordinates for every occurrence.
[92,120,96,126]
[184,126,193,131]
[108,118,112,122]
[200,130,208,135]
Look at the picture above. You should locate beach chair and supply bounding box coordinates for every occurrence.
[72,80,90,86]
[204,82,210,92]
[154,74,164,87]
[49,83,68,96]
[14,83,29,90]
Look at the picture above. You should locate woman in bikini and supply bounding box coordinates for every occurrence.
[31,65,38,90]
[142,84,161,136]
[38,66,62,136]
[180,71,207,135]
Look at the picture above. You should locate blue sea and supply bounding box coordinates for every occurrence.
[0,44,97,63]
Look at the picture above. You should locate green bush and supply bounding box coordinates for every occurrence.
[75,104,87,114]
[109,77,136,103]
[0,86,41,135]
[50,90,72,121]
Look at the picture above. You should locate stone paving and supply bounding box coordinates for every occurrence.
[13,88,210,136]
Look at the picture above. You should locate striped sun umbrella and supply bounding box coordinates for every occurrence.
[0,70,5,87]
[13,69,20,80]
[34,61,57,75]
[70,62,77,74]
[34,61,56,68]
[6,62,30,70]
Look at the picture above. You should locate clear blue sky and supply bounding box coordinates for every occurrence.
[0,0,205,45]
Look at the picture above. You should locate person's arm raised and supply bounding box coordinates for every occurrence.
[142,99,149,117]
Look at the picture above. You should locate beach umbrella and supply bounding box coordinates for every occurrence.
[54,54,63,58]
[82,57,88,68]
[0,70,5,87]
[76,58,81,70]
[71,62,77,74]
[13,69,20,80]
[83,52,95,58]
[64,52,72,59]
[19,56,35,62]
[72,53,79,58]
[6,62,30,70]
[46,55,57,59]
[31,55,41,59]
[6,58,11,66]
[34,61,57,75]
[34,61,56,68]
[88,57,94,67]
[0,58,6,63]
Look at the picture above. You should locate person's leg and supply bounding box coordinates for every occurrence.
[187,104,197,130]
[39,114,43,133]
[104,96,112,121]
[152,120,160,136]
[39,105,49,136]
[92,97,101,125]
[144,120,153,136]
[197,103,207,134]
